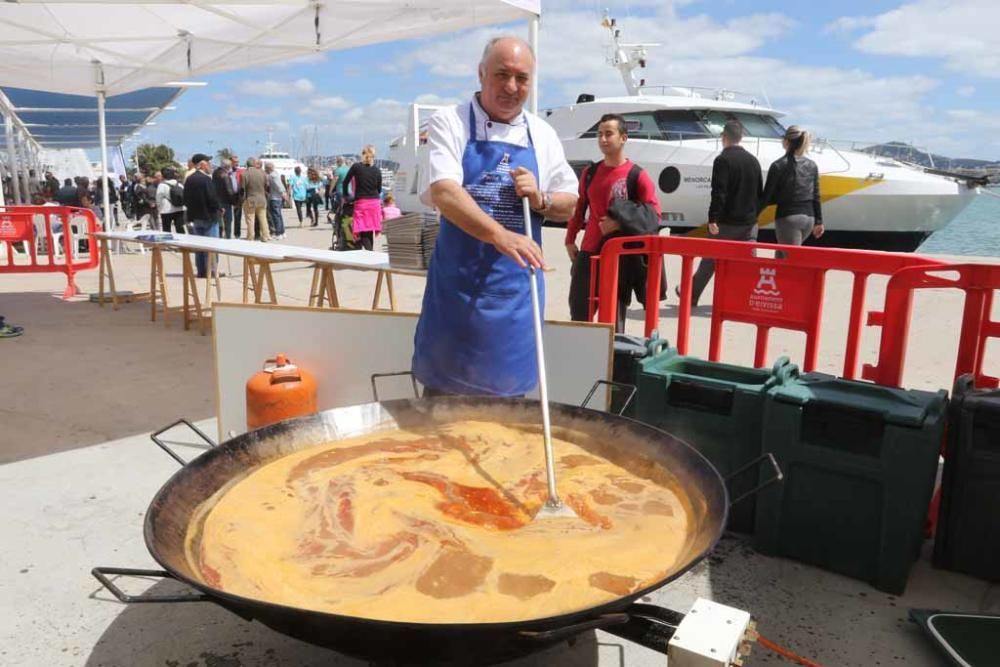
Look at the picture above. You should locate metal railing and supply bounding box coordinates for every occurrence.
[637,84,772,108]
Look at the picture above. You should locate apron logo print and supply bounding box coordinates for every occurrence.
[496,153,512,175]
[753,268,780,296]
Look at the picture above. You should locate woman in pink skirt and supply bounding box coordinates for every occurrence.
[344,145,383,251]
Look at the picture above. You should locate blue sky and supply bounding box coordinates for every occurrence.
[135,0,1000,163]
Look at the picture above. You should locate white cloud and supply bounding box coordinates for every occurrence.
[413,93,463,106]
[235,77,315,97]
[830,1,1000,79]
[956,85,976,97]
[301,96,351,115]
[823,15,877,34]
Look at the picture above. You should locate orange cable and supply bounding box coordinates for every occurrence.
[757,633,824,667]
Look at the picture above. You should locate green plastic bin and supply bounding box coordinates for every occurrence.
[754,372,947,594]
[634,341,797,533]
[933,375,1000,582]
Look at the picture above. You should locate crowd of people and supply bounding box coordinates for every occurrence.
[6,146,404,278]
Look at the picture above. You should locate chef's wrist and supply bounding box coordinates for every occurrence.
[530,191,549,213]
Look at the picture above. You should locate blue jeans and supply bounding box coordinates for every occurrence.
[192,219,220,277]
[267,198,285,236]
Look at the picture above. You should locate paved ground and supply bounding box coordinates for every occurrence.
[1,207,998,665]
[2,421,995,667]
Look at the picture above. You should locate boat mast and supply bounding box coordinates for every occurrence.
[602,12,658,97]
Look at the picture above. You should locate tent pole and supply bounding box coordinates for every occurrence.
[95,64,112,231]
[528,15,539,115]
[5,113,22,204]
[18,133,32,203]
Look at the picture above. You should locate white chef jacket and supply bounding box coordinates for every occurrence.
[419,95,578,207]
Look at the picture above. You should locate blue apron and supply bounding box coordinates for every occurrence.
[412,103,544,396]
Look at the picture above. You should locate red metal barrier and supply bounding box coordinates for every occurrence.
[863,264,1000,389]
[0,205,100,299]
[592,235,944,380]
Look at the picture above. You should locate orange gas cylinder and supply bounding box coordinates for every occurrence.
[246,354,318,430]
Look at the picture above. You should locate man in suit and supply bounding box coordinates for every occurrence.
[241,158,270,241]
[212,161,238,238]
[183,153,223,278]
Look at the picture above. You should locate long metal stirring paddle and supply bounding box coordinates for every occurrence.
[522,197,578,520]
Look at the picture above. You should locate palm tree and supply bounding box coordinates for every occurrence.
[135,143,180,175]
[216,147,234,164]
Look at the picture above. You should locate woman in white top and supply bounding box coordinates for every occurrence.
[156,167,186,233]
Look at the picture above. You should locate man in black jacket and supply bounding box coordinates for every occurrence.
[688,120,763,306]
[212,162,238,238]
[183,153,223,278]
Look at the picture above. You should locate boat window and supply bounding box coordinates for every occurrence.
[653,110,712,140]
[579,110,712,141]
[697,110,785,138]
[580,111,664,140]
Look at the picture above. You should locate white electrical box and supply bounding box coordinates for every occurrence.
[667,598,754,667]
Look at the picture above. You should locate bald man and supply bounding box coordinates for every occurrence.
[412,36,579,397]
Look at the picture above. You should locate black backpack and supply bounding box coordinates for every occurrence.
[580,161,642,217]
[168,182,184,207]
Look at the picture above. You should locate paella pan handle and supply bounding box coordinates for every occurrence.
[604,603,686,653]
[519,613,629,643]
[581,380,637,416]
[371,371,420,402]
[91,567,209,604]
[150,418,217,467]
[725,452,783,507]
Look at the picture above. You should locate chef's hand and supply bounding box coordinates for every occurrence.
[491,227,544,269]
[512,166,544,211]
[566,242,579,262]
[599,215,620,236]
[708,222,720,236]
[813,223,825,239]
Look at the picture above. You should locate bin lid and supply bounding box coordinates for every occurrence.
[771,372,946,428]
[614,334,650,358]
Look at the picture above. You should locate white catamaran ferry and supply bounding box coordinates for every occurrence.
[389,15,982,252]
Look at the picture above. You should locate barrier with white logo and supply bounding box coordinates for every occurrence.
[0,205,100,298]
[590,235,950,385]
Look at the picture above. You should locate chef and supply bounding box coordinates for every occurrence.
[413,36,579,396]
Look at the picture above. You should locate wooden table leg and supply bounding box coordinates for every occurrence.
[372,270,385,310]
[386,271,396,311]
[156,247,169,327]
[149,245,157,321]
[243,257,261,304]
[252,261,278,305]
[181,250,204,333]
[98,238,107,308]
[182,250,191,330]
[107,242,119,311]
[324,266,339,308]
[309,265,321,307]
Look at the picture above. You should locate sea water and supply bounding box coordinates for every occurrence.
[918,190,1000,257]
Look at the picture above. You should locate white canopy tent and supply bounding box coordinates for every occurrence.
[0,0,541,216]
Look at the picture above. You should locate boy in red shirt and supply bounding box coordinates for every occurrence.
[565,113,662,330]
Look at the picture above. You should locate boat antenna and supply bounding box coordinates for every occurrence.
[602,11,659,96]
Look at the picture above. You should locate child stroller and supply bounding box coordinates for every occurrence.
[328,197,359,251]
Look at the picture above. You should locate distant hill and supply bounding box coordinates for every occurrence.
[861,141,999,172]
